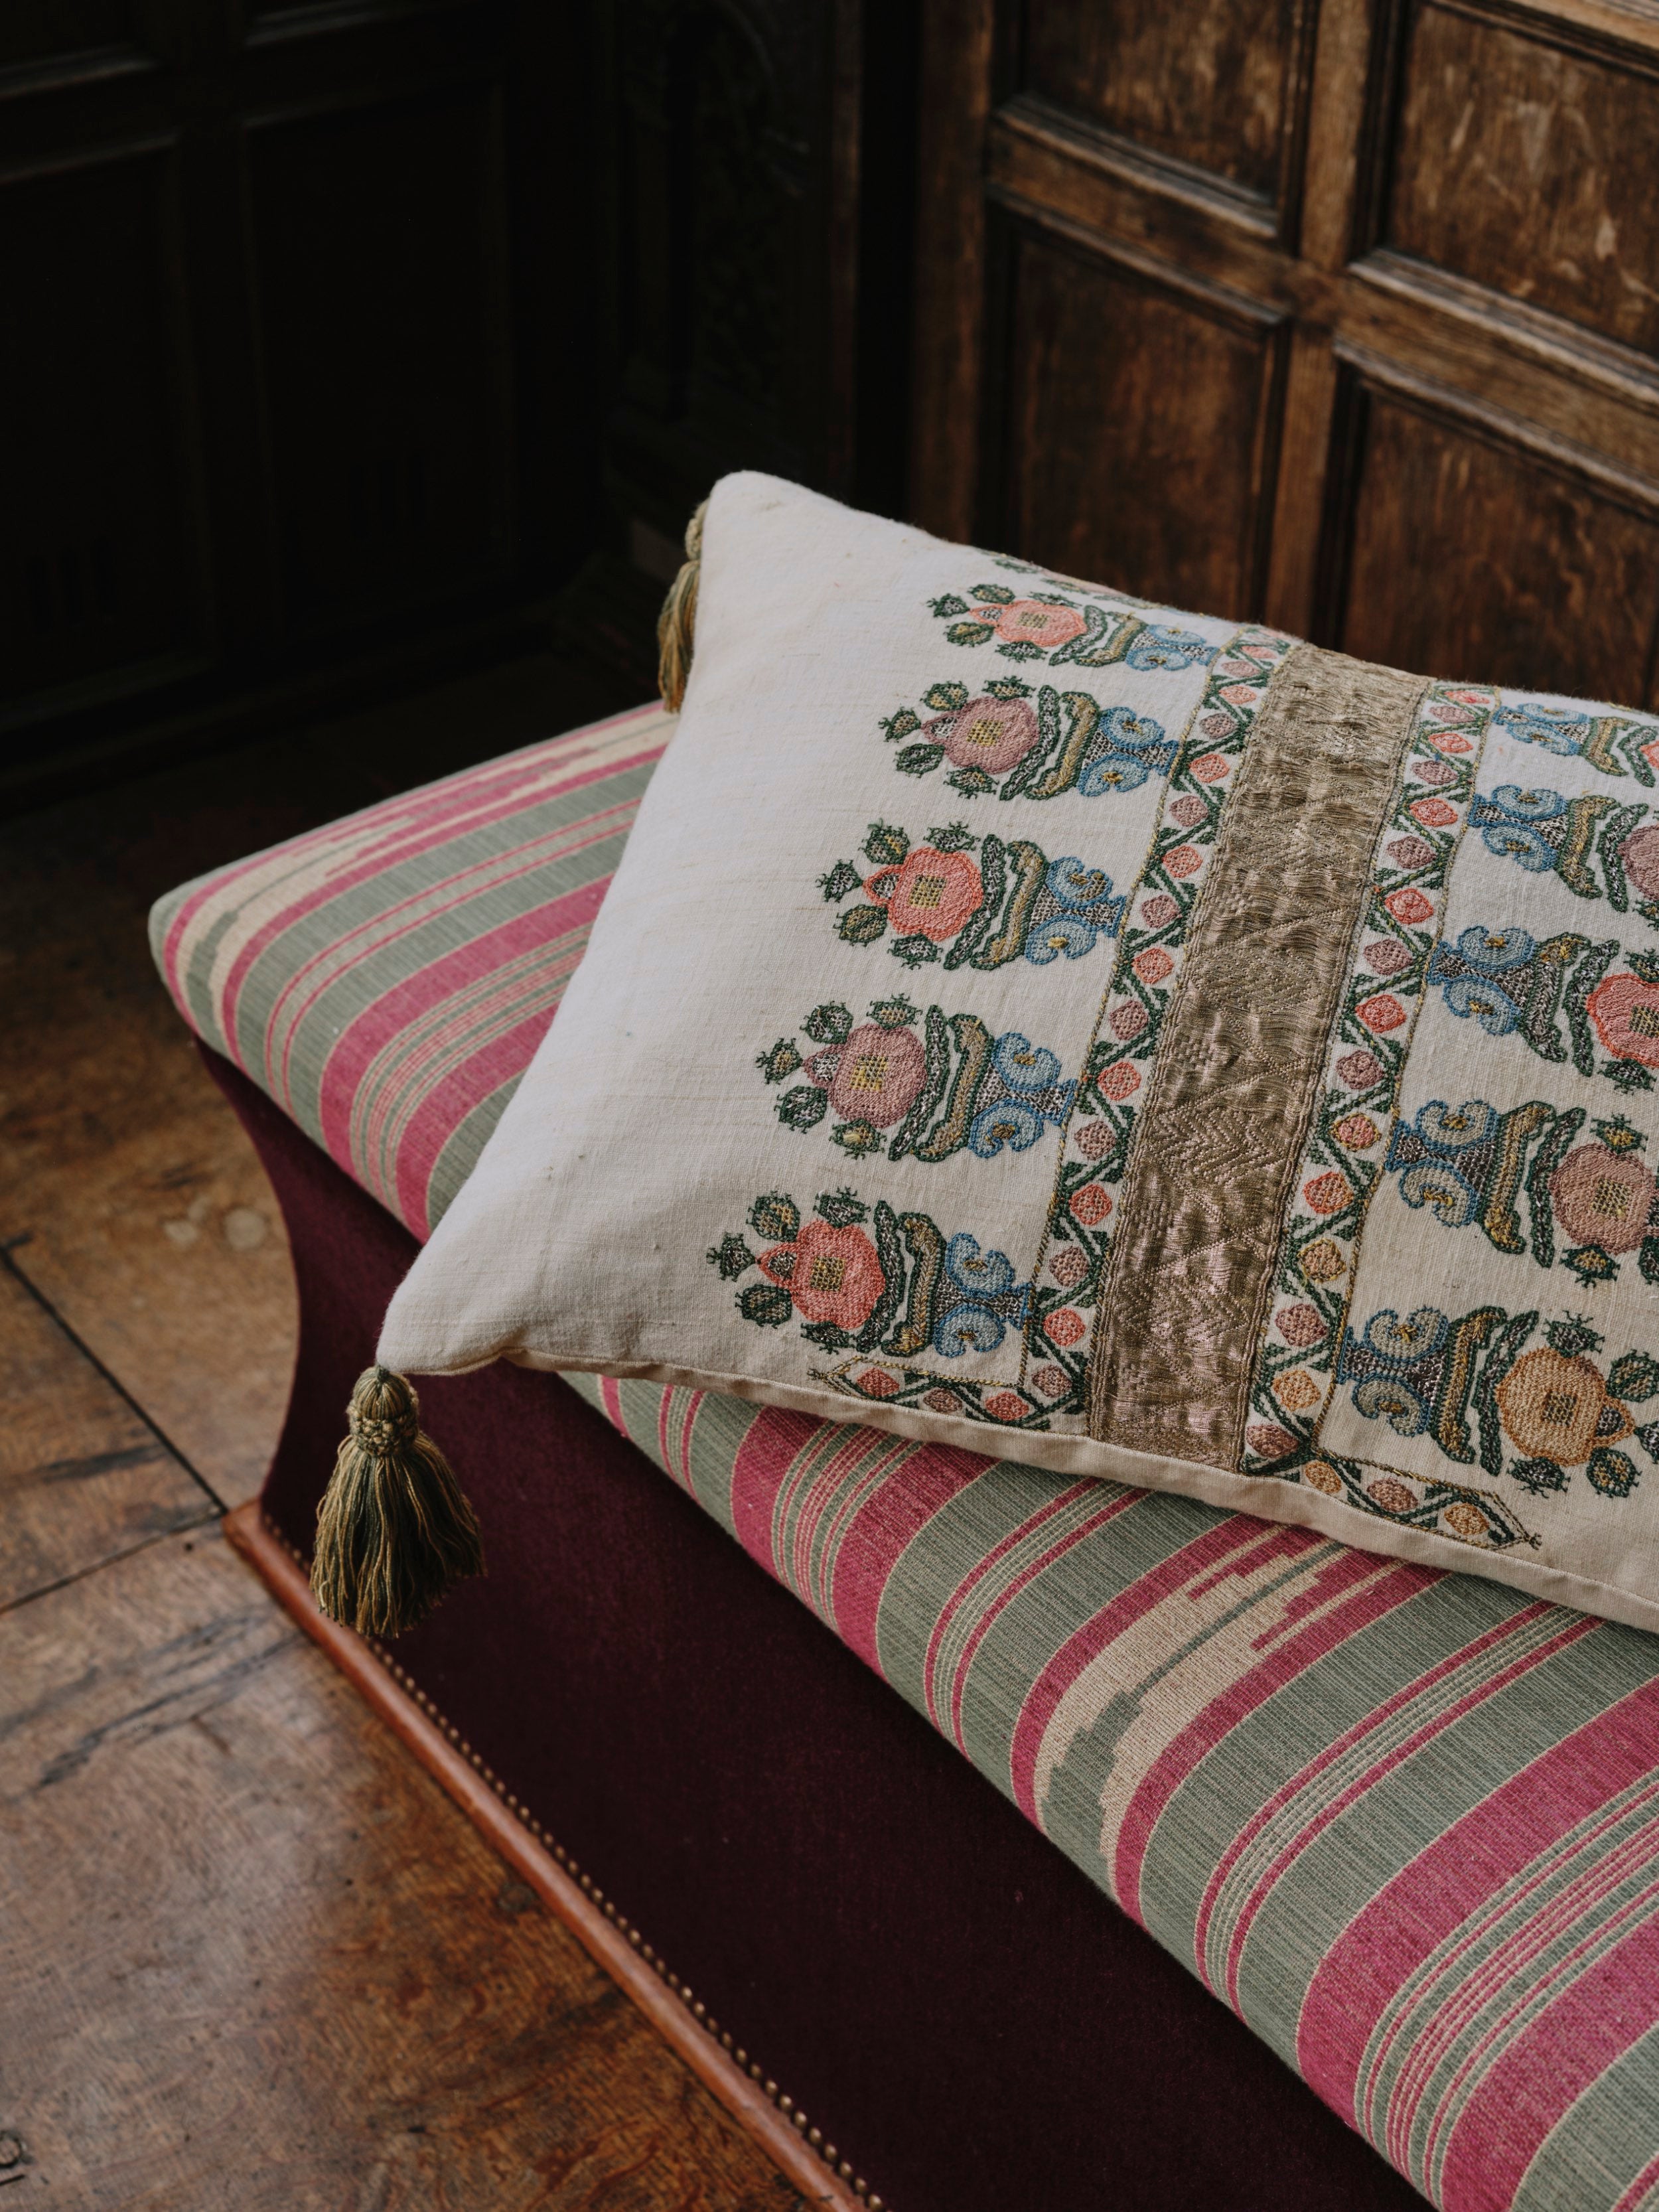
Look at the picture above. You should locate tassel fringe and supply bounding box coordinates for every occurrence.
[656,499,707,713]
[312,1366,484,1638]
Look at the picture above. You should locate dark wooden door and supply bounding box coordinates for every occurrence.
[911,0,1659,708]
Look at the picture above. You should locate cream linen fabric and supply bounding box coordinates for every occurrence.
[381,472,1659,1632]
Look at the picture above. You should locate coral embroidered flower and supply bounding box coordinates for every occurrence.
[1358,993,1407,1032]
[1069,1183,1112,1226]
[970,598,1086,649]
[758,1220,886,1331]
[1551,1141,1657,1253]
[1220,683,1262,707]
[1385,887,1435,925]
[930,694,1041,774]
[1333,1113,1380,1150]
[869,847,983,942]
[1430,731,1474,755]
[1303,1171,1350,1215]
[1165,845,1202,879]
[983,1391,1031,1423]
[1044,1307,1086,1347]
[856,1367,900,1398]
[824,1021,927,1126]
[1097,1061,1141,1101]
[1190,753,1229,782]
[1589,973,1659,1068]
[1409,796,1459,828]
[1621,822,1659,901]
[1497,1347,1628,1466]
[1133,946,1175,986]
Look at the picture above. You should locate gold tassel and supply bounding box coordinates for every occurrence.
[656,498,707,713]
[311,1366,484,1637]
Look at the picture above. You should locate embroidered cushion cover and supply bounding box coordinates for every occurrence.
[380,473,1659,1632]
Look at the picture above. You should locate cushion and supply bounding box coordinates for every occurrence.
[379,473,1659,1635]
[153,699,1659,2212]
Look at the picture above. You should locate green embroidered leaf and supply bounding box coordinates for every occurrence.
[1632,949,1659,985]
[868,994,919,1029]
[985,678,1034,700]
[890,934,939,968]
[945,622,993,646]
[757,1038,802,1084]
[970,583,1015,603]
[749,1192,800,1243]
[803,1001,853,1044]
[923,682,969,711]
[1587,1446,1640,1496]
[1544,1315,1603,1357]
[928,593,968,617]
[863,820,910,865]
[1605,1059,1656,1092]
[838,905,889,945]
[996,641,1046,662]
[816,1187,869,1226]
[1511,1455,1569,1495]
[1031,592,1074,607]
[881,706,922,741]
[927,820,977,853]
[819,860,861,902]
[1564,1244,1619,1286]
[831,1120,883,1158]
[777,1085,829,1131]
[738,1282,794,1327]
[800,1320,853,1349]
[946,767,994,796]
[1610,1350,1659,1401]
[1595,1114,1646,1153]
[707,1234,755,1280]
[896,743,945,776]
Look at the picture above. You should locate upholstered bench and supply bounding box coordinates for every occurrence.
[153,703,1659,2212]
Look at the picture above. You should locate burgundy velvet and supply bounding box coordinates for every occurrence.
[208,1044,1420,2212]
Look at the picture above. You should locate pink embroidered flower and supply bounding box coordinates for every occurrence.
[1551,1141,1658,1252]
[1303,1171,1350,1215]
[1050,1245,1089,1286]
[1069,1183,1112,1226]
[1386,837,1435,871]
[1139,893,1179,928]
[855,1367,900,1398]
[1409,796,1458,829]
[1220,682,1262,707]
[983,1391,1031,1423]
[1168,794,1207,829]
[1190,753,1229,782]
[868,847,983,942]
[1109,1001,1148,1041]
[758,1221,886,1331]
[1096,1061,1141,1101]
[923,1387,961,1414]
[1333,1112,1380,1150]
[970,599,1086,650]
[930,694,1041,774]
[1336,1047,1383,1090]
[1430,731,1473,755]
[1620,823,1659,901]
[1358,993,1406,1033]
[1364,938,1412,976]
[824,1021,926,1126]
[1074,1119,1115,1159]
[1589,973,1659,1068]
[1413,757,1459,787]
[1385,886,1434,925]
[1246,1424,1297,1462]
[1044,1308,1086,1347]
[1277,1303,1325,1347]
[1033,1366,1070,1398]
[1133,946,1175,986]
[1366,1477,1417,1514]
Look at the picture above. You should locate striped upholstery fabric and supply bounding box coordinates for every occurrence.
[153,704,1659,2212]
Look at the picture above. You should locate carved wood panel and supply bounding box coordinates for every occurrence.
[912,0,1659,709]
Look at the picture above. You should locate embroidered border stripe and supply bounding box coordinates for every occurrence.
[1088,644,1431,1467]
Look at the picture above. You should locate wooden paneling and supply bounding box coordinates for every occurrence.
[1331,369,1659,698]
[999,222,1284,617]
[1386,0,1659,358]
[248,84,514,634]
[1023,0,1300,204]
[1,146,208,709]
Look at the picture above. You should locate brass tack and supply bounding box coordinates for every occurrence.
[720,2031,733,2049]
[793,2112,808,2134]
[808,2127,822,2146]
[747,2061,760,2079]
[764,2079,778,2097]
[778,2095,792,2114]
[627,1929,642,1947]
[870,2198,883,2209]
[692,2000,705,2018]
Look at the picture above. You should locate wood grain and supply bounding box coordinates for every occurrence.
[0,1258,210,1612]
[0,1522,808,2212]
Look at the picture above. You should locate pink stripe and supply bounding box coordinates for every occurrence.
[1214,1613,1593,2012]
[1297,1678,1659,2130]
[1112,1550,1429,1925]
[1436,1909,1659,2212]
[598,1376,627,1437]
[1006,1514,1314,1826]
[676,1391,703,1491]
[1613,2150,1659,2212]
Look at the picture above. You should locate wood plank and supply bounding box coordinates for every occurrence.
[0,1258,210,1611]
[0,1522,817,2211]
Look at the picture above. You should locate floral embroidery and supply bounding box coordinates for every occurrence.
[1492,698,1659,783]
[924,580,1218,671]
[1427,925,1659,1093]
[1384,1100,1659,1287]
[709,1187,1031,1360]
[881,678,1178,800]
[1244,684,1499,1467]
[1334,1308,1659,1500]
[759,995,1074,1163]
[822,819,1124,969]
[1017,626,1301,1418]
[1470,784,1657,917]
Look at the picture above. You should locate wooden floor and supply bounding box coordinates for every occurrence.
[0,656,802,2209]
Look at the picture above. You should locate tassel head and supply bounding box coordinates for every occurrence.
[311,1365,484,1638]
[656,498,707,713]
